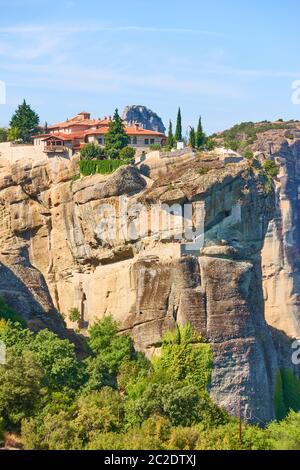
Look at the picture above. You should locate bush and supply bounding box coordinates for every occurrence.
[0,128,7,143]
[224,139,240,152]
[267,411,300,450]
[69,308,80,324]
[205,138,217,150]
[80,143,104,160]
[119,146,136,161]
[79,159,129,176]
[149,144,162,151]
[244,150,254,160]
[0,350,43,429]
[263,159,279,178]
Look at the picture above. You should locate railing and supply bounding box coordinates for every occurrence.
[43,146,66,153]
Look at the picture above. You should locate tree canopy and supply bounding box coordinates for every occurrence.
[104,109,129,159]
[175,107,182,142]
[9,100,39,143]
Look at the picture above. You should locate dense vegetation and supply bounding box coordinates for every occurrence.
[0,299,300,450]
[79,159,131,176]
[214,120,298,154]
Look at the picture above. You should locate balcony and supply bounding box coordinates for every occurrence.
[43,145,66,153]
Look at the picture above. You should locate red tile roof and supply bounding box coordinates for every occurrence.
[84,127,165,137]
[48,118,111,130]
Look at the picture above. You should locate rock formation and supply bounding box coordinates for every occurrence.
[0,146,298,424]
[122,105,166,133]
[249,129,300,340]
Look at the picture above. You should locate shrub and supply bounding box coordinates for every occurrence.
[263,159,279,178]
[244,150,254,160]
[205,138,217,150]
[69,308,80,324]
[119,146,136,161]
[0,128,7,143]
[80,143,104,160]
[267,411,300,450]
[149,143,162,151]
[79,159,128,176]
[224,139,240,151]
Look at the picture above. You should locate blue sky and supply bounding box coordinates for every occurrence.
[1,0,300,135]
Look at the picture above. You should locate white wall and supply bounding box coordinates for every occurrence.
[87,134,164,148]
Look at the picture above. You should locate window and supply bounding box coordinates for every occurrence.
[98,137,103,145]
[145,138,149,145]
[132,136,137,145]
[150,138,155,145]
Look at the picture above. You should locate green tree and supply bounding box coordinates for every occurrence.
[10,100,39,143]
[153,324,212,390]
[263,159,279,178]
[175,107,182,142]
[74,388,124,441]
[7,127,21,142]
[68,307,80,324]
[189,127,196,148]
[84,316,133,392]
[267,411,300,450]
[105,109,129,159]
[119,146,136,161]
[167,120,174,149]
[29,329,85,392]
[80,142,103,160]
[0,128,7,142]
[196,116,205,148]
[0,350,43,429]
[244,150,254,160]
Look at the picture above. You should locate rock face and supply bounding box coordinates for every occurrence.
[122,105,166,133]
[0,149,298,424]
[250,130,300,340]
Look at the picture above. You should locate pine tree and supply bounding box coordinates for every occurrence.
[189,127,196,148]
[175,107,182,142]
[9,99,39,143]
[104,109,129,159]
[167,121,174,149]
[196,116,205,149]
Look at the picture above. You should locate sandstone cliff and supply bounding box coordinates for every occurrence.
[253,130,300,341]
[0,149,297,424]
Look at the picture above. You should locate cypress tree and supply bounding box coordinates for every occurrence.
[189,127,196,148]
[104,109,129,159]
[175,107,182,142]
[167,120,174,148]
[196,116,205,149]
